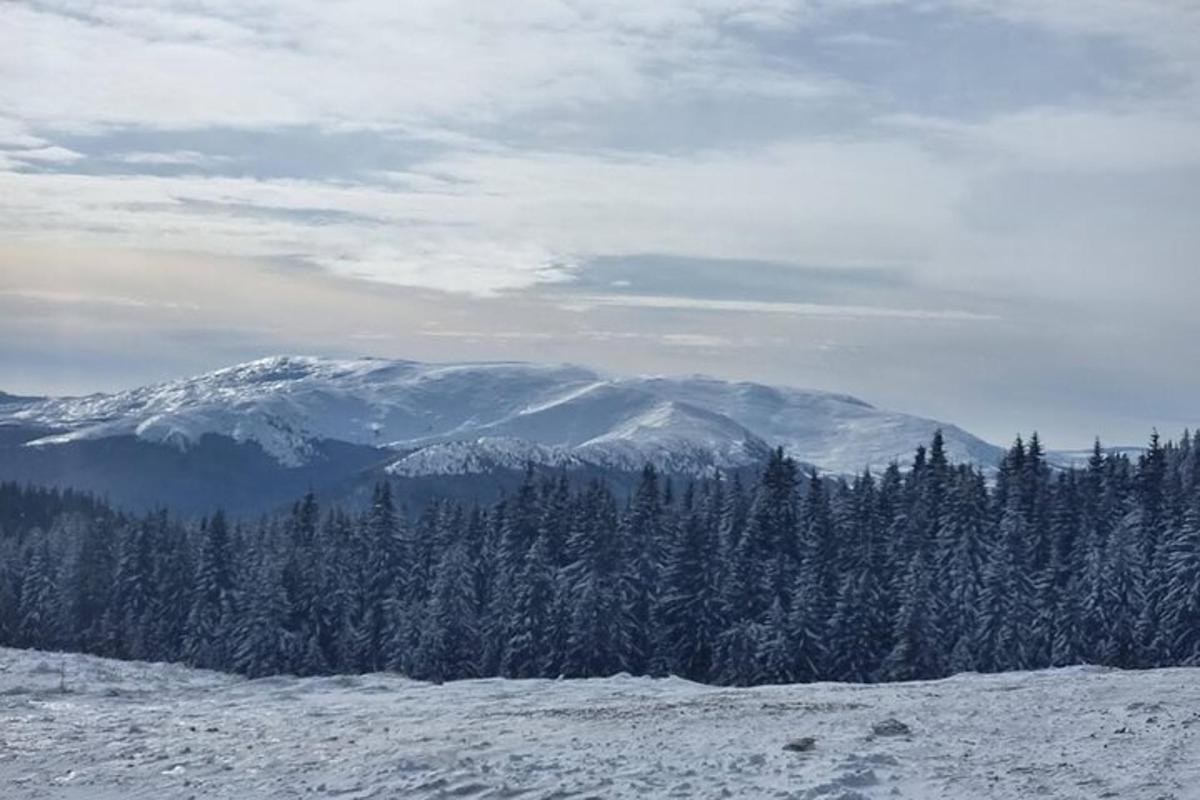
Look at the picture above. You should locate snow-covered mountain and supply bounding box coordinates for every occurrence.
[1,355,1001,477]
[0,390,42,405]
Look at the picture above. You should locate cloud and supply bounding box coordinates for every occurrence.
[660,333,734,348]
[0,288,199,310]
[0,0,1198,446]
[949,0,1200,69]
[0,135,965,294]
[0,1,843,135]
[0,145,85,169]
[417,329,557,342]
[118,150,232,166]
[7,146,85,163]
[0,118,45,148]
[1,0,1193,297]
[557,293,997,321]
[561,255,913,305]
[889,108,1200,172]
[819,31,903,48]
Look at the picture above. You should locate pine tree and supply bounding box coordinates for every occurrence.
[740,449,800,612]
[502,531,556,678]
[658,502,721,680]
[486,472,543,673]
[55,513,114,652]
[938,472,990,666]
[1134,433,1169,665]
[756,598,794,684]
[560,482,622,677]
[617,465,666,674]
[790,471,833,680]
[976,495,1037,672]
[880,540,940,681]
[17,536,58,650]
[1042,473,1085,665]
[281,492,326,675]
[183,512,235,669]
[0,549,17,645]
[827,568,879,682]
[712,619,765,686]
[1094,503,1146,667]
[352,483,403,671]
[233,545,293,677]
[147,519,193,663]
[1161,498,1200,664]
[103,521,155,659]
[414,542,480,681]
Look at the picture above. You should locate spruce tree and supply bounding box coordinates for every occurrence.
[415,542,480,681]
[1095,503,1147,667]
[17,536,58,650]
[233,545,293,677]
[658,502,721,680]
[1162,497,1200,664]
[502,531,556,678]
[356,482,405,672]
[561,483,621,677]
[183,512,235,669]
[103,521,155,659]
[618,465,666,674]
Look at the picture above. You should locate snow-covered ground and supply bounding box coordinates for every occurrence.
[3,648,1199,799]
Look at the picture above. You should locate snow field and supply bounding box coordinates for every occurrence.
[3,648,1200,799]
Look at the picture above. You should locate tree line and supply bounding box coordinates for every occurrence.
[1,430,1199,685]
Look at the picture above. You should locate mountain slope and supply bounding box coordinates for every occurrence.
[0,391,42,405]
[1,354,1001,478]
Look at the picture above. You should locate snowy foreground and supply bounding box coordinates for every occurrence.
[3,648,1199,800]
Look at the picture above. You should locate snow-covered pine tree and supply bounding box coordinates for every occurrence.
[485,468,543,673]
[1094,501,1147,668]
[658,497,721,681]
[937,471,990,668]
[54,512,114,653]
[976,484,1038,673]
[502,530,557,678]
[414,541,480,682]
[17,535,58,650]
[1134,433,1170,666]
[617,465,666,675]
[0,548,17,644]
[1161,496,1200,664]
[827,567,879,682]
[355,482,406,672]
[102,521,155,660]
[182,511,236,669]
[232,542,293,677]
[712,618,766,686]
[756,597,794,684]
[880,537,941,681]
[791,470,834,681]
[560,482,622,677]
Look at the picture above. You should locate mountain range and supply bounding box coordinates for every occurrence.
[0,355,1002,513]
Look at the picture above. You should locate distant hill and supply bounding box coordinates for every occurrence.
[0,355,1002,513]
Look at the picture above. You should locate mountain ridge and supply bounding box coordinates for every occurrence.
[1,354,1003,478]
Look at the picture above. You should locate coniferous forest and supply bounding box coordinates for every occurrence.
[2,430,1199,686]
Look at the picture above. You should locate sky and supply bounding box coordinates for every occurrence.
[1,0,1198,448]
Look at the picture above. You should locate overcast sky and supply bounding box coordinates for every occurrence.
[1,0,1198,448]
